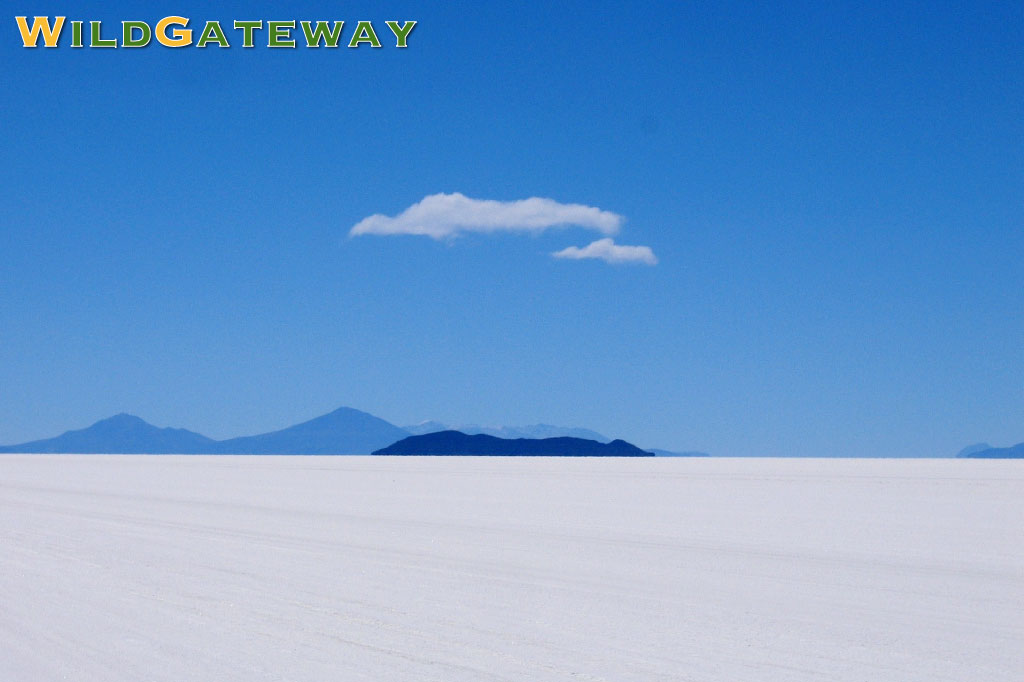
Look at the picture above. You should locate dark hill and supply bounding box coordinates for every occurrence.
[373,430,654,457]
[0,414,215,454]
[960,443,1024,459]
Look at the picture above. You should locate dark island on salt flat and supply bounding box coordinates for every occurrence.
[372,430,655,457]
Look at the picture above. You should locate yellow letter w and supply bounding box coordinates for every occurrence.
[16,16,66,47]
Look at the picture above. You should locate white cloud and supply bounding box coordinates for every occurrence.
[350,192,622,239]
[552,238,658,266]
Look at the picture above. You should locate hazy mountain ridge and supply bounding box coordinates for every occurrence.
[956,443,993,458]
[646,448,711,457]
[959,442,1024,459]
[0,414,215,454]
[0,408,408,455]
[208,407,409,455]
[403,422,611,442]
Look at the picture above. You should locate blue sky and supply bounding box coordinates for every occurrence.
[1,1,1021,456]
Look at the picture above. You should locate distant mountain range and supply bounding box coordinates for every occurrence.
[374,431,653,457]
[4,410,1016,458]
[6,410,1015,458]
[957,442,1024,459]
[0,408,691,456]
[0,407,406,455]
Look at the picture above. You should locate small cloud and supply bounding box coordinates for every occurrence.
[552,238,658,266]
[350,192,622,239]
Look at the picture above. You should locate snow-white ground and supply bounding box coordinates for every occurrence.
[0,456,1021,681]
